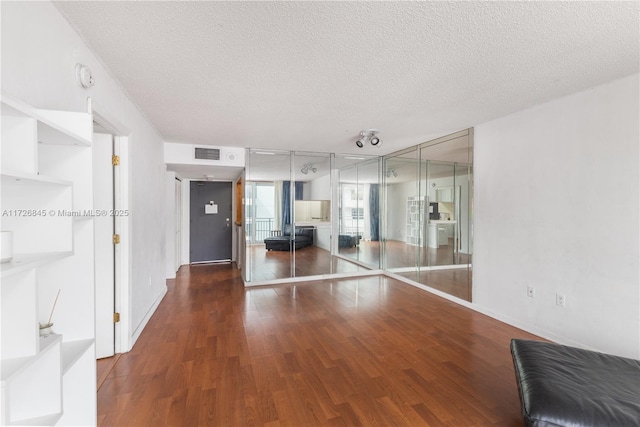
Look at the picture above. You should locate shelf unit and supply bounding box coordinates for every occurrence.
[406,196,425,246]
[1,95,96,426]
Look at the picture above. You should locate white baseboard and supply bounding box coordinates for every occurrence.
[385,271,596,352]
[244,269,383,287]
[129,285,168,350]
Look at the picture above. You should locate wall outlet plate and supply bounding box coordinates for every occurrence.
[527,286,535,298]
[556,293,566,307]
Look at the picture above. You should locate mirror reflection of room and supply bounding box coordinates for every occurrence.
[244,130,472,302]
[292,153,332,278]
[245,150,293,282]
[336,156,382,270]
[246,150,343,282]
[384,130,473,301]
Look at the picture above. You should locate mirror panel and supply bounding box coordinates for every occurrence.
[335,155,381,270]
[357,159,382,267]
[245,149,292,282]
[383,147,421,276]
[293,152,332,277]
[383,129,474,301]
[426,161,456,267]
[243,129,472,296]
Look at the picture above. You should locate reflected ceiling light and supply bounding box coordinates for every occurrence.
[385,169,398,178]
[300,162,317,174]
[255,151,275,155]
[356,129,382,148]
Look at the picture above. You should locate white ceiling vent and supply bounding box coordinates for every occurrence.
[194,147,220,161]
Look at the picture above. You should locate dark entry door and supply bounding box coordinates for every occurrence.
[190,181,233,262]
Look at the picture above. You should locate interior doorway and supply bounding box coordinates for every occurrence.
[92,106,131,356]
[189,181,233,263]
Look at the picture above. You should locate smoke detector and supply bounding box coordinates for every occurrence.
[75,64,95,88]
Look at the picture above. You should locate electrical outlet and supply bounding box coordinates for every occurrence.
[556,293,566,307]
[527,286,535,298]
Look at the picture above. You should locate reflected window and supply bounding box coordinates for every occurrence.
[246,183,275,243]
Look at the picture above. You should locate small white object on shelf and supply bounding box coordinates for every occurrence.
[39,322,54,337]
[39,289,60,337]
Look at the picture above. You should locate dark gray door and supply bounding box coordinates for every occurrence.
[190,181,232,263]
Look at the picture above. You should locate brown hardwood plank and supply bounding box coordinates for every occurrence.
[97,263,537,427]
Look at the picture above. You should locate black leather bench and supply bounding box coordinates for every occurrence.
[264,225,314,251]
[510,339,640,427]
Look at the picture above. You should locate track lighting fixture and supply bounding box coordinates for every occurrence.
[300,162,317,175]
[355,129,382,148]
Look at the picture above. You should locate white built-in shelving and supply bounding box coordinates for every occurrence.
[406,196,425,246]
[1,95,97,426]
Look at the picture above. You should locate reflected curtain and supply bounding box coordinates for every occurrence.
[274,181,282,232]
[282,181,304,225]
[295,182,303,200]
[369,183,380,241]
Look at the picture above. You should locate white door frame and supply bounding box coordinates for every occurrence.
[175,177,182,270]
[92,103,131,354]
[92,131,116,358]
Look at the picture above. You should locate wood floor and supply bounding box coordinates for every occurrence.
[248,244,369,282]
[395,268,472,302]
[249,241,472,301]
[97,264,538,426]
[339,240,470,270]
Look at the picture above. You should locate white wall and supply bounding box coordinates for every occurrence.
[305,174,331,250]
[165,171,177,279]
[309,174,331,200]
[473,73,639,359]
[2,1,167,351]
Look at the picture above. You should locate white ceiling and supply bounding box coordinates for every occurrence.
[56,1,638,158]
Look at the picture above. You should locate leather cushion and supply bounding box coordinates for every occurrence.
[510,339,640,427]
[295,227,314,238]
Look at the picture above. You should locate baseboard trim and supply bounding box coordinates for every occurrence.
[244,269,383,287]
[385,271,596,352]
[129,285,168,350]
[386,264,470,274]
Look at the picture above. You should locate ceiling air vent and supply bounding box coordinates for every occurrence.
[194,147,220,160]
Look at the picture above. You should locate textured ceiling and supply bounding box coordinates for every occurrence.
[55,1,639,156]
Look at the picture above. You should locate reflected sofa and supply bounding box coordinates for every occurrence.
[338,234,360,248]
[264,224,314,251]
